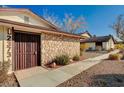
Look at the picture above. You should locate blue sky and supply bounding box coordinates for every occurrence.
[7,5,124,38]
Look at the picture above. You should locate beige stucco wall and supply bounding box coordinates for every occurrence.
[102,42,107,50]
[41,33,80,65]
[108,38,115,49]
[86,42,96,50]
[102,38,115,50]
[0,12,51,29]
[0,26,12,73]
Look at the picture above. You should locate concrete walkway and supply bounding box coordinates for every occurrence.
[15,50,119,87]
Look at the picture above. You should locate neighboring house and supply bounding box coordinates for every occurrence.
[0,8,80,72]
[80,31,92,39]
[80,31,92,51]
[80,35,115,51]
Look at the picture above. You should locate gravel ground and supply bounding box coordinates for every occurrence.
[58,60,124,87]
[81,51,106,59]
[0,74,19,87]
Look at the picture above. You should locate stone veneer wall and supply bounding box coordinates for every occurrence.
[41,33,80,65]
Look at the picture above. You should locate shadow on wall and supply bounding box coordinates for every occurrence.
[90,74,124,87]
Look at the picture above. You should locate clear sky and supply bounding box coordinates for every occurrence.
[7,5,124,37]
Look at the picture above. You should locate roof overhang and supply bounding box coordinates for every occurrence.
[0,8,58,30]
[0,19,80,38]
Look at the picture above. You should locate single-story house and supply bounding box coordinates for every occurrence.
[80,31,92,51]
[0,8,80,72]
[80,35,115,51]
[80,31,92,39]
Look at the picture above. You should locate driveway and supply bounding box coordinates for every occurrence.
[14,50,119,87]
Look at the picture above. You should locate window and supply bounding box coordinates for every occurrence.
[24,16,29,24]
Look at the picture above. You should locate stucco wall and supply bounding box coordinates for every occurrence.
[102,38,115,50]
[102,42,107,50]
[108,38,115,49]
[0,12,51,28]
[0,26,12,73]
[41,33,80,65]
[86,42,96,50]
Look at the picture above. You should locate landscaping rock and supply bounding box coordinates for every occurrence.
[58,60,124,87]
[0,74,19,87]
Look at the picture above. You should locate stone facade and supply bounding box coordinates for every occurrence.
[0,26,80,72]
[41,33,80,65]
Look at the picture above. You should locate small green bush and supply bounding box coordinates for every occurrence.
[73,55,80,61]
[55,55,69,65]
[109,54,121,60]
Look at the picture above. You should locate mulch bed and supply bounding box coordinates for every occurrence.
[45,51,104,70]
[45,56,86,70]
[58,60,124,87]
[45,52,103,70]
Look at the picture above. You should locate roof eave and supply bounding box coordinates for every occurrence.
[0,19,80,38]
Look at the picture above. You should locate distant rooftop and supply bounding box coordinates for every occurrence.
[80,35,115,43]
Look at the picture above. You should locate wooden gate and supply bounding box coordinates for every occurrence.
[14,32,41,70]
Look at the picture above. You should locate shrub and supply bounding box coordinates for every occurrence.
[107,48,114,52]
[115,44,124,49]
[55,55,69,65]
[73,55,80,61]
[109,54,121,60]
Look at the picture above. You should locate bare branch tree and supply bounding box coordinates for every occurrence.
[42,9,87,34]
[111,14,124,40]
[63,14,87,34]
[42,9,63,29]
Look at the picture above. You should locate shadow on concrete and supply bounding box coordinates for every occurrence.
[90,74,124,87]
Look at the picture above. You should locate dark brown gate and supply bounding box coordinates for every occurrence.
[14,32,41,71]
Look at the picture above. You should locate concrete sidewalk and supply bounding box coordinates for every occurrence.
[15,50,119,87]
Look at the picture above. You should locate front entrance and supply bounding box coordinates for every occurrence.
[14,32,41,71]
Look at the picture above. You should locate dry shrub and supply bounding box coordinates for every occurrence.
[115,44,124,49]
[73,55,80,61]
[108,54,121,60]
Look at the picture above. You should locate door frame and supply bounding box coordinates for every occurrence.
[12,29,41,71]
